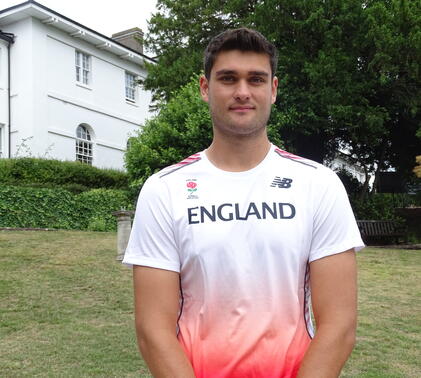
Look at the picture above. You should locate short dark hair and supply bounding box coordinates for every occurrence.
[203,28,278,79]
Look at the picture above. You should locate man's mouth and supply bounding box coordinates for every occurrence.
[229,106,255,112]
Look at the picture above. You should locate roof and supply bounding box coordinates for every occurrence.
[0,0,155,65]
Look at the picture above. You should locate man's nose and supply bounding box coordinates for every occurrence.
[233,80,251,101]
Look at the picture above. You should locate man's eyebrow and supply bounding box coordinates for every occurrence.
[249,71,269,77]
[215,69,237,76]
[215,69,269,77]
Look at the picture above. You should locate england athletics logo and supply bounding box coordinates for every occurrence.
[186,179,199,199]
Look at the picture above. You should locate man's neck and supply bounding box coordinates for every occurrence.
[205,133,271,172]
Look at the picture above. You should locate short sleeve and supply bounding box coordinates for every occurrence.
[309,167,364,262]
[122,175,180,272]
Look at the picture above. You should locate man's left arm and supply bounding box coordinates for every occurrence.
[297,249,357,378]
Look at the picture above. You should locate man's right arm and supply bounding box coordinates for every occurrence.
[133,265,195,378]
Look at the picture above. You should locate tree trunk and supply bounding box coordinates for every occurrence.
[358,165,370,201]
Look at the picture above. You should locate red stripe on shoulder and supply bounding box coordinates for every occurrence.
[174,153,201,166]
[274,147,318,169]
[274,147,303,160]
[159,153,202,178]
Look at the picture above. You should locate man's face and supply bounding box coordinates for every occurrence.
[200,50,278,138]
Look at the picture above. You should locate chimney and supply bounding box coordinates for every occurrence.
[112,27,144,54]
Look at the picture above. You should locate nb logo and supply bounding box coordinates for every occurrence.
[270,177,293,188]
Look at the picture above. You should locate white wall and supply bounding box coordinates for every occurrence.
[5,18,35,157]
[0,38,9,157]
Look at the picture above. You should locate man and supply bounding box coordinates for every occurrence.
[123,28,364,377]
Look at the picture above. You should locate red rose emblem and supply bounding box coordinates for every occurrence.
[186,181,197,189]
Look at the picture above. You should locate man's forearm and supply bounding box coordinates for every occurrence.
[297,324,356,378]
[137,329,195,378]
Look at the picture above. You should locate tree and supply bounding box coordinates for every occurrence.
[125,75,283,189]
[143,0,420,186]
[126,76,211,189]
[144,0,259,103]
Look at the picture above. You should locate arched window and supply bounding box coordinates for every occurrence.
[76,124,93,164]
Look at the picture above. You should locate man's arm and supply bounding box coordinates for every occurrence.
[133,265,195,378]
[297,249,357,378]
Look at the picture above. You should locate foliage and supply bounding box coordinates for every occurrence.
[126,75,211,190]
[414,155,421,178]
[0,158,128,191]
[336,168,364,197]
[125,75,283,190]
[350,193,420,221]
[144,0,421,179]
[0,186,133,231]
[77,189,133,231]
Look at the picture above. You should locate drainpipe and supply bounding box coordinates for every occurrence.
[0,31,15,158]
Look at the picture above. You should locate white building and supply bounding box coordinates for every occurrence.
[0,0,154,170]
[329,152,366,184]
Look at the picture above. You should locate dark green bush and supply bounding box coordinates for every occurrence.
[351,193,420,221]
[0,186,133,231]
[336,168,364,198]
[0,158,129,190]
[76,189,133,231]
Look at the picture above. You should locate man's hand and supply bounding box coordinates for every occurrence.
[133,265,195,378]
[297,249,357,378]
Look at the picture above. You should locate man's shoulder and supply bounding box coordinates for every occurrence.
[271,146,322,170]
[158,152,203,179]
[138,152,204,203]
[270,146,340,183]
[143,151,204,189]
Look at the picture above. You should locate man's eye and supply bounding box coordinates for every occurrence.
[220,76,235,82]
[250,77,265,83]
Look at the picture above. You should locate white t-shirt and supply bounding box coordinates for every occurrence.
[123,144,364,377]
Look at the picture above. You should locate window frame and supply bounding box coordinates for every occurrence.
[75,50,91,86]
[75,124,93,165]
[125,71,137,103]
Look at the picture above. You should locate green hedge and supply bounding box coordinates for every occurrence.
[0,186,133,231]
[0,158,129,191]
[351,193,420,221]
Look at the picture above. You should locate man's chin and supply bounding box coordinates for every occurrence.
[218,123,266,137]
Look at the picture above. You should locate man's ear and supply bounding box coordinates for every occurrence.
[271,76,278,104]
[199,75,210,103]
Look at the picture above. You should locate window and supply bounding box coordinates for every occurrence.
[75,51,91,85]
[125,72,136,102]
[76,124,93,164]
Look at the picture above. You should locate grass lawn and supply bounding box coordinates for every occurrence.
[0,231,420,377]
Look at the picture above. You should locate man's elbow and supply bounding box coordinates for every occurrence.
[342,325,357,353]
[135,317,177,354]
[333,318,357,356]
[135,318,154,355]
[315,317,357,354]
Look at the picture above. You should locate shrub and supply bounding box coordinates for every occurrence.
[76,189,133,231]
[0,186,133,231]
[0,186,80,229]
[336,168,364,198]
[87,216,108,232]
[351,193,420,221]
[0,158,129,191]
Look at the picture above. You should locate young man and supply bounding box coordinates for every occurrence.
[123,28,364,378]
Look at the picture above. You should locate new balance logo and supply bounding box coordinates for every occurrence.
[270,177,293,188]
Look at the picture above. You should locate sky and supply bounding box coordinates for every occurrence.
[0,0,158,38]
